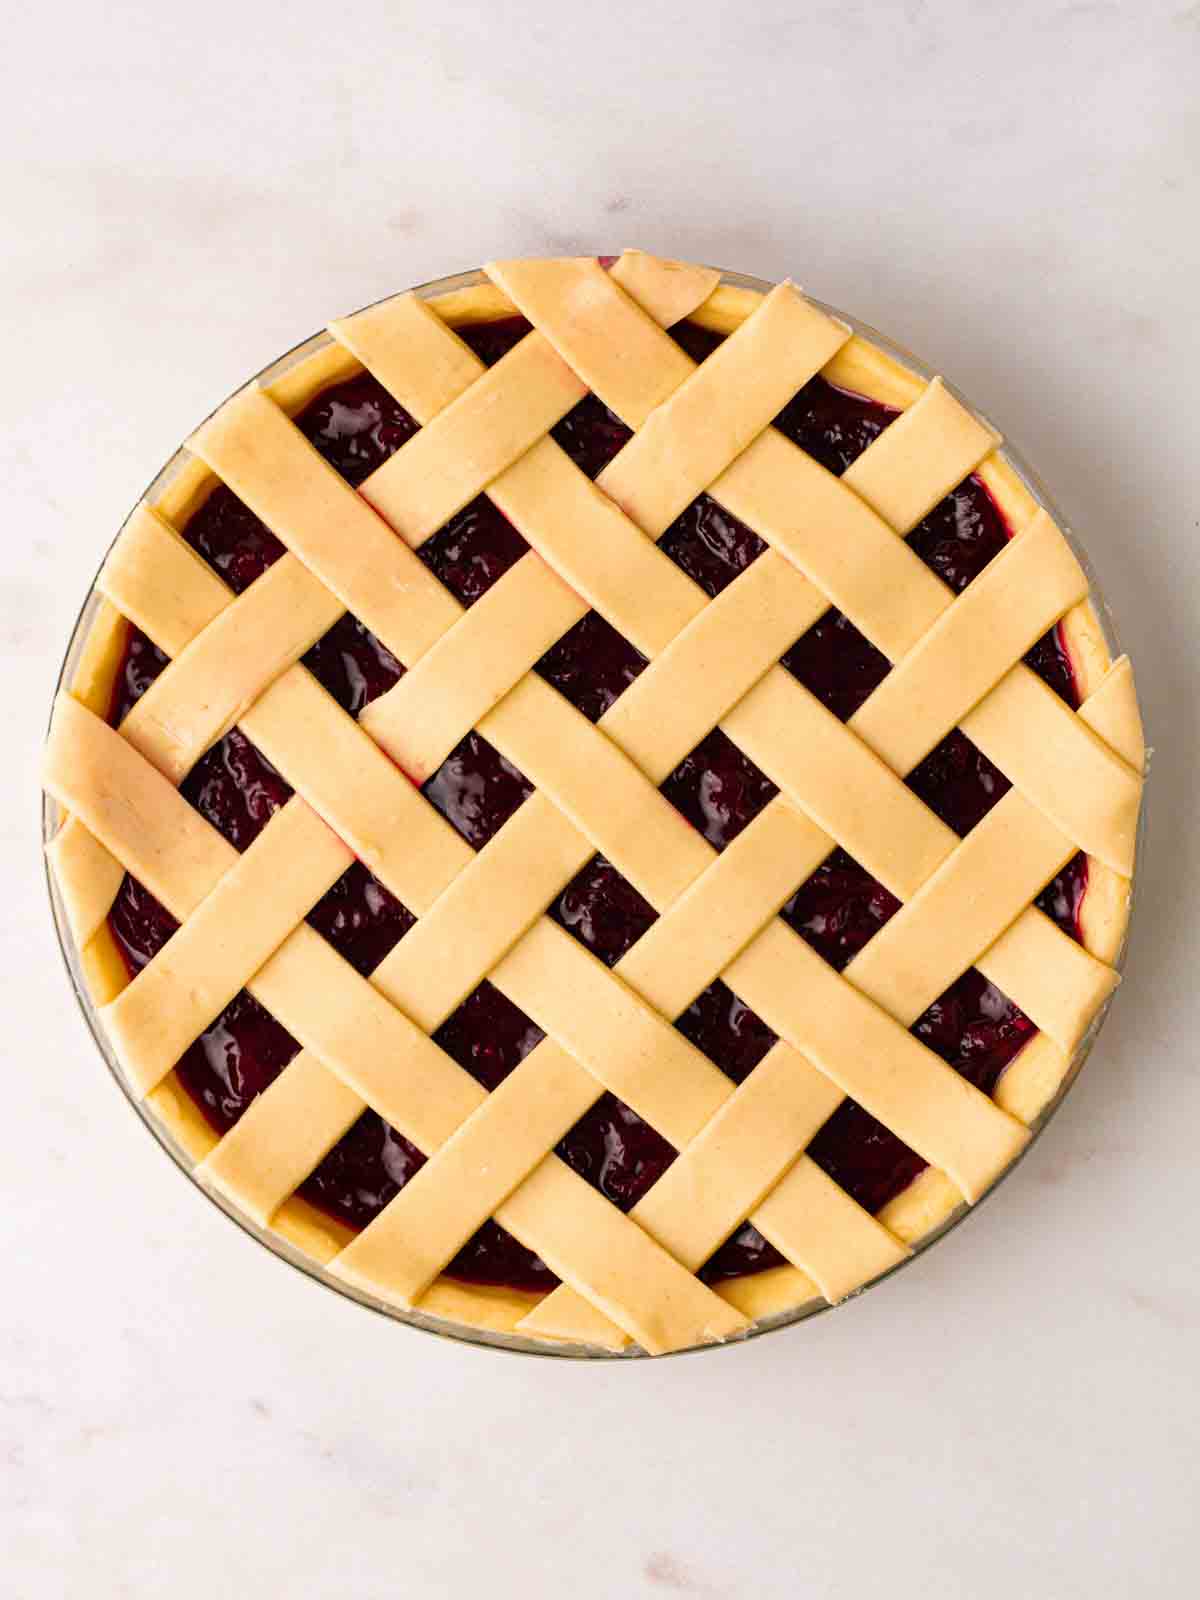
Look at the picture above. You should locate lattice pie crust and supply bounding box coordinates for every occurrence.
[44,253,1143,1355]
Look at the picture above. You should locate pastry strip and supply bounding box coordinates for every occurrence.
[841,376,1000,535]
[848,509,1088,772]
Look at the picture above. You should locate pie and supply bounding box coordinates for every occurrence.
[42,250,1144,1356]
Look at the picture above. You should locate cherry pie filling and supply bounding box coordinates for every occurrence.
[105,315,1087,1296]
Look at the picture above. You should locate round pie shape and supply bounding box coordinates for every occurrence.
[43,254,1144,1356]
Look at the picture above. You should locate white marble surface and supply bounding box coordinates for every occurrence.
[3,1,1198,1594]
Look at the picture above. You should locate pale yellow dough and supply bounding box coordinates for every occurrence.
[45,250,1143,1354]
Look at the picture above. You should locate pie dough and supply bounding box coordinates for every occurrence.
[43,251,1144,1354]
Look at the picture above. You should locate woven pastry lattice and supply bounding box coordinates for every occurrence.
[45,253,1142,1353]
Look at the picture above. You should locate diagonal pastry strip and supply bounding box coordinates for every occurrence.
[103,797,352,1095]
[590,280,850,536]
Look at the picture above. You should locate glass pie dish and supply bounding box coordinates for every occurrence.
[42,260,1143,1358]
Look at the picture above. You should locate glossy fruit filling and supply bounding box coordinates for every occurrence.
[106,310,1087,1295]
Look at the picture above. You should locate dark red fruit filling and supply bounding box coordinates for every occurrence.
[660,728,778,851]
[179,484,285,594]
[302,614,404,717]
[906,729,1011,838]
[417,500,528,607]
[781,847,902,969]
[659,496,766,600]
[106,308,1089,1295]
[552,855,657,967]
[782,611,891,723]
[421,733,532,850]
[536,612,647,722]
[551,392,632,481]
[297,371,421,486]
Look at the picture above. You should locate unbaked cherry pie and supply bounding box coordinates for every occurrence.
[43,252,1144,1354]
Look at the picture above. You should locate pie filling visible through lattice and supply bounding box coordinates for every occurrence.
[43,252,1143,1355]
